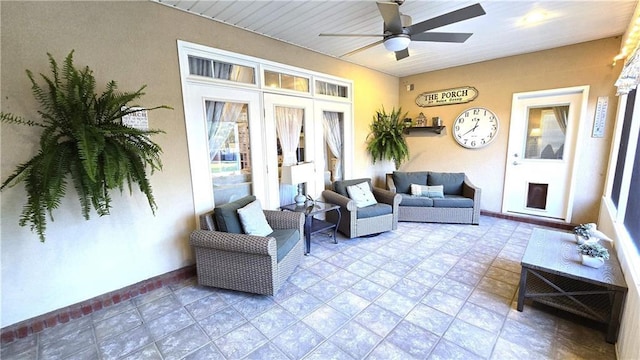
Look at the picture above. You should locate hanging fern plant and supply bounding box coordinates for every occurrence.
[366,106,410,169]
[0,51,171,242]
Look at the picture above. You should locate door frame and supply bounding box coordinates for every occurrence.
[502,85,590,222]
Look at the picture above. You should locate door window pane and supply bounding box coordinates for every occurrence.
[188,56,255,84]
[264,70,309,92]
[274,106,305,206]
[316,80,348,98]
[525,106,569,159]
[323,111,343,188]
[205,100,252,204]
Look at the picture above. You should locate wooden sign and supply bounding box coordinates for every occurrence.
[415,86,478,107]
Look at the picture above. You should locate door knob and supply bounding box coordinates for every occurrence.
[513,161,520,166]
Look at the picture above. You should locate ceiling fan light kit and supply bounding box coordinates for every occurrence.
[384,35,411,51]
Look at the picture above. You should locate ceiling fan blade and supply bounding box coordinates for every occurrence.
[376,1,403,34]
[407,3,485,35]
[341,39,385,57]
[411,32,473,43]
[395,48,410,61]
[320,33,385,37]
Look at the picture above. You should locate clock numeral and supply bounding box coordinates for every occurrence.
[470,140,476,147]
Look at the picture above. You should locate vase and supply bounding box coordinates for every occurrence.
[574,234,598,245]
[581,254,604,268]
[574,234,589,244]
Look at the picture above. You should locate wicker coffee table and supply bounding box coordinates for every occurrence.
[281,201,341,255]
[517,228,627,343]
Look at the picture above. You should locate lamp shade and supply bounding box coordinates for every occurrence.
[383,35,410,52]
[529,128,542,137]
[281,162,314,185]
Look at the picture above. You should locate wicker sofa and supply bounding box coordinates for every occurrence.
[386,171,481,225]
[190,195,304,295]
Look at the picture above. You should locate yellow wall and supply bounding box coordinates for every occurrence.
[398,38,622,223]
[0,1,398,326]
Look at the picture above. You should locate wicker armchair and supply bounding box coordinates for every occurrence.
[322,178,401,238]
[190,207,304,295]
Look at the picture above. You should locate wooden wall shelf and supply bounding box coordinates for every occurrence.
[403,126,445,135]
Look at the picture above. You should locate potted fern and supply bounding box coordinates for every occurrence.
[366,107,410,169]
[0,51,171,242]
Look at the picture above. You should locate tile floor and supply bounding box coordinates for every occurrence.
[1,216,618,359]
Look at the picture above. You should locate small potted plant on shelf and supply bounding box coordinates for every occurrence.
[577,242,610,268]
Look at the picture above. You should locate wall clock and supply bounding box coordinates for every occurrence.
[453,107,499,149]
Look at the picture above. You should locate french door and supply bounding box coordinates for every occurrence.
[183,84,265,215]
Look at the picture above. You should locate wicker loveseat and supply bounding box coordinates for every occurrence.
[387,171,481,225]
[190,195,304,295]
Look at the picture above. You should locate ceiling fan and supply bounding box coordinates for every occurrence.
[319,0,486,61]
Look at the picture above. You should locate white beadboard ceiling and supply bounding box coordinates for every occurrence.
[155,0,638,77]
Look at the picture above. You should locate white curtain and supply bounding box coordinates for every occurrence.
[553,106,569,134]
[276,106,304,205]
[276,107,304,166]
[188,57,212,77]
[323,111,342,181]
[206,102,243,162]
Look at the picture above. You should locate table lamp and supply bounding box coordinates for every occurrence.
[281,162,314,206]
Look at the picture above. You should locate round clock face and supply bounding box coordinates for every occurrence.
[453,107,499,149]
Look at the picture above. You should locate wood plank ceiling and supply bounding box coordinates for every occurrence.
[155,0,637,77]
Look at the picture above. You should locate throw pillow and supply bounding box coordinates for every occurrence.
[410,184,445,198]
[392,171,428,194]
[214,195,256,233]
[334,178,372,198]
[237,199,273,236]
[346,182,378,208]
[428,172,465,195]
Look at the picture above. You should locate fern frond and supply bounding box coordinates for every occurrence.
[0,112,46,127]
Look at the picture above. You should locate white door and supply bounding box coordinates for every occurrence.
[502,86,589,221]
[315,100,353,190]
[264,93,316,209]
[183,83,265,216]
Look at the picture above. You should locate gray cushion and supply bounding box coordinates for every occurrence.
[432,195,474,208]
[334,178,372,198]
[356,203,393,219]
[270,229,300,262]
[392,171,428,194]
[398,194,434,207]
[214,195,256,233]
[428,172,465,195]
